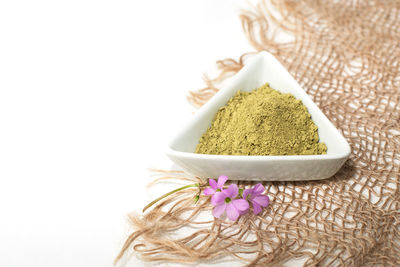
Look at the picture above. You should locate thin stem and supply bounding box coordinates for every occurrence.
[142,183,200,213]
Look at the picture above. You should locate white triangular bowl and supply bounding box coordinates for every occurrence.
[166,52,350,181]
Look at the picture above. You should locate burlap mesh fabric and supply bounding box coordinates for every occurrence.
[117,1,400,266]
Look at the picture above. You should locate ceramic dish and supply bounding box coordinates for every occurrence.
[166,52,351,181]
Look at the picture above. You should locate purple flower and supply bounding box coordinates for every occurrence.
[204,175,228,196]
[243,183,270,215]
[211,184,249,221]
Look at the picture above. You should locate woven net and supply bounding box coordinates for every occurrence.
[117,0,400,266]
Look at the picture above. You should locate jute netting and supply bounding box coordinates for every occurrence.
[116,1,400,266]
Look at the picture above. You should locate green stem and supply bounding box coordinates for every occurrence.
[142,183,200,213]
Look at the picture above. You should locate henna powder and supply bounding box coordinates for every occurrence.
[195,83,327,156]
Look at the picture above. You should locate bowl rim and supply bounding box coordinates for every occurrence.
[166,146,351,161]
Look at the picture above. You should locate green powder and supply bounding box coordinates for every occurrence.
[195,83,327,156]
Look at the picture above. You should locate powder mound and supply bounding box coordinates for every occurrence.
[195,83,327,156]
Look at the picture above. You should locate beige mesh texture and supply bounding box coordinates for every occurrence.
[116,1,400,266]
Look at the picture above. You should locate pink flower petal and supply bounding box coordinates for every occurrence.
[225,184,238,198]
[252,202,262,215]
[238,209,248,215]
[252,195,270,207]
[213,204,226,218]
[226,203,240,221]
[217,175,228,189]
[209,179,217,190]
[232,199,250,212]
[252,183,265,195]
[211,191,226,206]
[203,188,216,196]
[243,188,252,200]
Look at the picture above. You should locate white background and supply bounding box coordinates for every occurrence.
[0,1,254,266]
